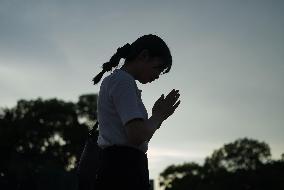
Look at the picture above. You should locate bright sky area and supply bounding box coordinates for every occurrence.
[0,1,283,189]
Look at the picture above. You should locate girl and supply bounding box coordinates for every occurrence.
[92,34,181,190]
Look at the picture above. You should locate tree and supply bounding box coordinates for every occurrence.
[158,138,275,190]
[0,94,97,189]
[204,138,271,173]
[159,162,203,190]
[76,94,98,128]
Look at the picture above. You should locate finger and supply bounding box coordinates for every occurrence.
[165,89,176,98]
[158,94,164,102]
[172,100,181,110]
[173,92,180,100]
[166,93,180,106]
[166,89,179,99]
[165,100,181,117]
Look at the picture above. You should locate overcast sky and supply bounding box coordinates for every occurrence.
[1,0,284,185]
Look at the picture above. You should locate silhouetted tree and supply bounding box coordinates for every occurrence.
[204,138,271,173]
[76,94,98,128]
[0,94,97,190]
[159,138,282,190]
[159,162,203,190]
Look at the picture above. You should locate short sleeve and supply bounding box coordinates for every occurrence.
[110,78,144,126]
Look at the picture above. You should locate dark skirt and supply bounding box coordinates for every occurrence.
[96,145,150,190]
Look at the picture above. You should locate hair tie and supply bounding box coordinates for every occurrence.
[102,61,113,72]
[92,43,132,85]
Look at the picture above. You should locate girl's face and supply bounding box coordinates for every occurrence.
[139,56,165,84]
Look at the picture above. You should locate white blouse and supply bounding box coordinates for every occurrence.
[97,69,149,153]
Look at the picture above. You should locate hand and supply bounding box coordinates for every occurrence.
[152,89,181,123]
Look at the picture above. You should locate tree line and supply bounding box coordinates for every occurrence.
[159,138,284,190]
[0,94,283,190]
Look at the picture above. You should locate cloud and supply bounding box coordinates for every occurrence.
[147,146,208,165]
[0,1,68,66]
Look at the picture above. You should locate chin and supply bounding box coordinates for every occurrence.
[139,78,154,84]
[138,79,148,84]
[146,80,154,84]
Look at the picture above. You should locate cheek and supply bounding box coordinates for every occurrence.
[142,73,153,83]
[139,73,150,83]
[152,70,160,78]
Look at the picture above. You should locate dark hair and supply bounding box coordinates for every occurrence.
[92,34,172,85]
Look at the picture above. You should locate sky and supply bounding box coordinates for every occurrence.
[0,0,284,187]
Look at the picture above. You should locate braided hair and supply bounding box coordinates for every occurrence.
[92,34,172,85]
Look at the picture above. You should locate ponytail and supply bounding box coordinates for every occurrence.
[92,43,131,85]
[92,34,172,85]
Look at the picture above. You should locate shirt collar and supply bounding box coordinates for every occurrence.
[114,69,135,80]
[114,69,142,97]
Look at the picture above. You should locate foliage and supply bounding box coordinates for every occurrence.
[204,138,271,172]
[77,94,98,128]
[1,95,283,190]
[159,162,204,190]
[159,138,283,190]
[0,94,97,190]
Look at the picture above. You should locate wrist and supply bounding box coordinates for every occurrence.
[149,115,163,129]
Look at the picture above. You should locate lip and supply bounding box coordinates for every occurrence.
[149,78,156,83]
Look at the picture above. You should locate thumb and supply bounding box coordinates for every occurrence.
[157,94,164,102]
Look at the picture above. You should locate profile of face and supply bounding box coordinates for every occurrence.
[136,50,166,84]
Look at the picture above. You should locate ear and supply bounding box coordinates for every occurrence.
[137,49,150,62]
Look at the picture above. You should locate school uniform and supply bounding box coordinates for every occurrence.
[96,69,150,190]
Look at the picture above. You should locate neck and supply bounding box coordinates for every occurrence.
[120,62,139,80]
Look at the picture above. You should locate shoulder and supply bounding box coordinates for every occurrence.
[109,69,136,89]
[113,69,134,82]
